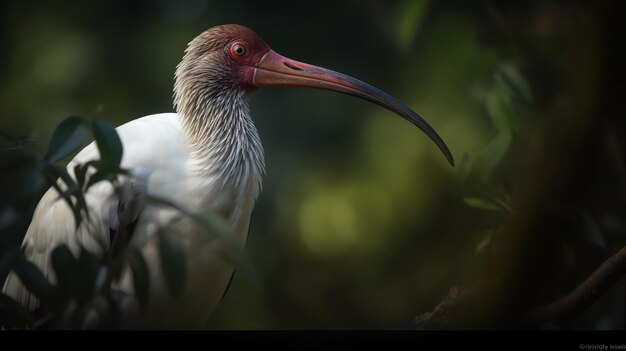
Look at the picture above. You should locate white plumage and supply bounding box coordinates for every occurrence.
[4,110,264,328]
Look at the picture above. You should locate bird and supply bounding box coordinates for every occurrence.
[2,24,454,329]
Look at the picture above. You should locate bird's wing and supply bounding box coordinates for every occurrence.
[2,113,188,311]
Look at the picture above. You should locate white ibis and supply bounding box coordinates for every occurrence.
[3,24,453,328]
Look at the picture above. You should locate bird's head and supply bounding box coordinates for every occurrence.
[175,24,454,166]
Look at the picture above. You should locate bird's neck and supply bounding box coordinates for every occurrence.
[175,88,265,192]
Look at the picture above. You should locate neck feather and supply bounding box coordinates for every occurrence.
[173,68,265,193]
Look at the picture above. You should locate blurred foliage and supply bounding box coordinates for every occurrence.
[0,0,625,329]
[0,117,135,328]
[0,116,238,328]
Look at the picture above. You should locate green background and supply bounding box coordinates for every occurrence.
[1,1,624,329]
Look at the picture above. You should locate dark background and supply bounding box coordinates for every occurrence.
[1,0,625,329]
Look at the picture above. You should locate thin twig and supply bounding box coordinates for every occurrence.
[529,246,626,328]
[415,245,626,329]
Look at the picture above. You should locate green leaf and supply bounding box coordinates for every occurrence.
[109,256,127,283]
[474,230,494,255]
[74,164,89,192]
[486,89,517,135]
[148,196,232,247]
[475,132,512,183]
[497,64,533,105]
[148,195,245,264]
[51,244,78,301]
[157,228,186,298]
[42,164,89,228]
[18,163,48,201]
[74,248,100,304]
[92,120,123,169]
[13,259,56,308]
[0,293,32,328]
[45,116,89,164]
[126,247,150,313]
[85,167,127,189]
[0,247,19,284]
[147,195,256,286]
[463,197,503,211]
[85,169,108,189]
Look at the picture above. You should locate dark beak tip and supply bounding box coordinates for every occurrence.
[448,155,455,167]
[439,147,454,167]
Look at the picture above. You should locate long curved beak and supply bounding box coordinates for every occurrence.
[252,50,454,166]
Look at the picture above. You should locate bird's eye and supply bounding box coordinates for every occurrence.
[229,42,247,58]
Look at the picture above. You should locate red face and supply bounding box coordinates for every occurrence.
[220,31,270,92]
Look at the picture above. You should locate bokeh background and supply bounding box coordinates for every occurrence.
[1,1,625,329]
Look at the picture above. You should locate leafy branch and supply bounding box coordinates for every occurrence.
[0,116,243,329]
